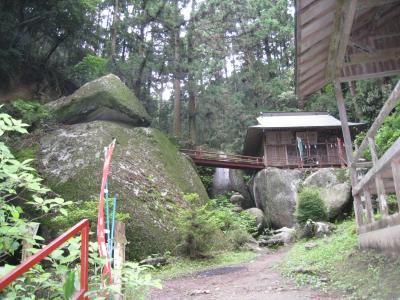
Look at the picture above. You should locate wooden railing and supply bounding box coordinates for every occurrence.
[0,219,90,300]
[350,81,400,233]
[181,149,265,169]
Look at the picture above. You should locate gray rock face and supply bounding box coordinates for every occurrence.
[252,168,303,228]
[36,121,208,259]
[303,168,351,220]
[245,207,267,229]
[212,168,254,208]
[47,74,151,126]
[230,193,245,206]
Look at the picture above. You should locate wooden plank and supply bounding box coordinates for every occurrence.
[113,221,127,300]
[299,77,327,96]
[353,80,400,162]
[326,0,360,83]
[334,81,354,164]
[357,0,400,10]
[354,138,400,195]
[300,0,336,26]
[391,159,400,211]
[301,24,333,53]
[364,188,374,224]
[344,48,400,66]
[301,10,335,38]
[339,69,400,82]
[354,194,365,228]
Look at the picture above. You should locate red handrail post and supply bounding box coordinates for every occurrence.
[80,221,89,300]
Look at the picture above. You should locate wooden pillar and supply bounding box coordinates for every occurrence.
[263,133,268,167]
[368,137,389,216]
[21,223,40,262]
[113,221,127,300]
[363,188,373,223]
[353,194,364,228]
[334,80,365,227]
[391,159,400,211]
[334,81,353,164]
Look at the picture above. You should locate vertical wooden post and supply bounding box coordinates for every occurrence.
[263,133,268,167]
[21,223,40,262]
[391,159,400,211]
[334,81,353,164]
[353,195,364,228]
[113,221,127,300]
[368,137,389,216]
[334,81,365,228]
[363,188,373,224]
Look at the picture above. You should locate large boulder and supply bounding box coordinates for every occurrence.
[212,168,254,208]
[245,208,267,229]
[251,167,303,228]
[303,168,351,220]
[47,74,151,126]
[35,121,208,259]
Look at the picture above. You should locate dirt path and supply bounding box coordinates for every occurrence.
[149,247,337,300]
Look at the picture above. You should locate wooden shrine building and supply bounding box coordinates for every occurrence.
[243,112,360,168]
[295,0,400,253]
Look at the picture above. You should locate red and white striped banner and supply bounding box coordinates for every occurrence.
[97,139,116,284]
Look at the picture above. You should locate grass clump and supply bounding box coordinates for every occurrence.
[280,219,400,299]
[295,187,328,225]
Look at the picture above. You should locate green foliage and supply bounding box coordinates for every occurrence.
[48,200,130,234]
[176,194,256,257]
[4,99,50,128]
[196,166,214,195]
[1,238,161,299]
[280,219,400,299]
[355,101,400,160]
[295,188,328,225]
[0,108,71,258]
[72,54,109,84]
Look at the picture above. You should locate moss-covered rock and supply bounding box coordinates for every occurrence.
[35,120,208,259]
[47,74,151,126]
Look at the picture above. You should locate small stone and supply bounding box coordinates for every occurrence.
[189,290,211,296]
[305,242,317,250]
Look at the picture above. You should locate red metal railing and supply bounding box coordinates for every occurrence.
[0,219,90,300]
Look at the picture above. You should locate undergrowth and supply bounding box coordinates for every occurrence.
[280,219,400,299]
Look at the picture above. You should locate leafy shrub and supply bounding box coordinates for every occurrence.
[196,166,214,195]
[176,194,257,258]
[295,188,328,225]
[72,54,108,84]
[4,99,50,128]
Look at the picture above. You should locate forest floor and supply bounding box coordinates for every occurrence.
[149,247,337,300]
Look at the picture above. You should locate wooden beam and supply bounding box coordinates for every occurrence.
[344,48,400,66]
[339,70,400,82]
[354,138,400,195]
[363,188,374,224]
[327,0,358,79]
[354,194,365,228]
[368,137,389,216]
[357,0,400,10]
[353,80,400,162]
[391,159,400,211]
[334,81,354,164]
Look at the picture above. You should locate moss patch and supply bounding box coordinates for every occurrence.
[36,121,208,259]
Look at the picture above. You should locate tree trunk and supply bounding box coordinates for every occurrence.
[187,0,197,145]
[110,0,119,59]
[349,81,363,121]
[173,27,181,138]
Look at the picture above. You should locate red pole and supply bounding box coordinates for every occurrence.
[81,221,89,300]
